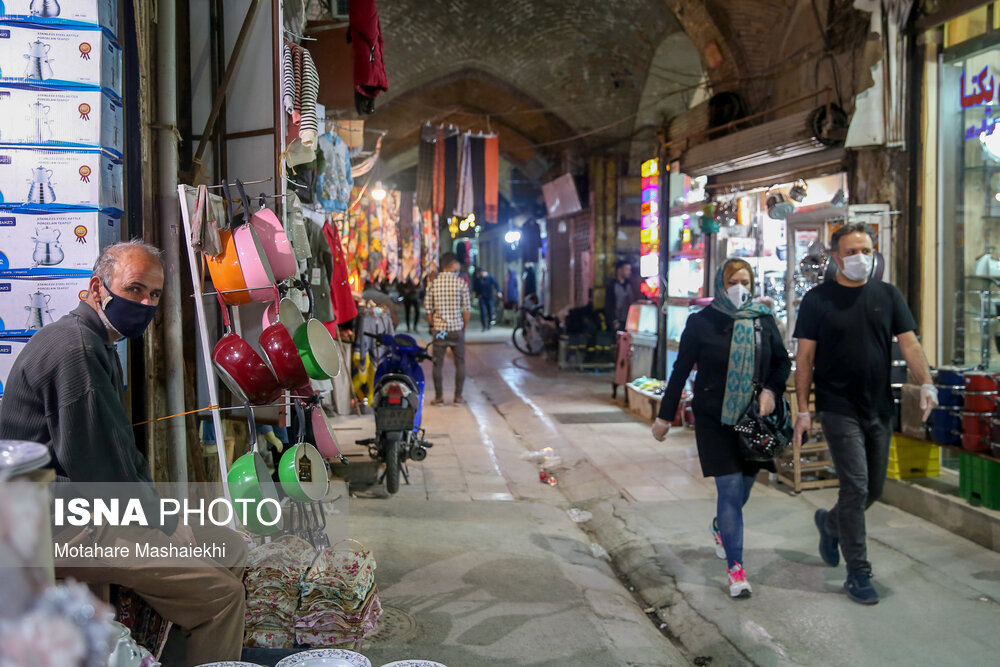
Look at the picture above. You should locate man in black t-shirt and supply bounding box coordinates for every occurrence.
[793,222,936,606]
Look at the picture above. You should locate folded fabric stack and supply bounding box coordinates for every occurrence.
[243,536,314,649]
[295,546,383,646]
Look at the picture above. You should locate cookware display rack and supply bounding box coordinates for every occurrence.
[963,276,1000,369]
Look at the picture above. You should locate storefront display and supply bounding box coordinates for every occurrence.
[0,208,119,274]
[0,84,123,156]
[0,145,123,211]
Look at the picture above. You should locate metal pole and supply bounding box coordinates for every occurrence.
[157,0,188,482]
[655,152,670,380]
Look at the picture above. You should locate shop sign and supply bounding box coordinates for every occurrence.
[962,66,999,140]
[640,158,660,298]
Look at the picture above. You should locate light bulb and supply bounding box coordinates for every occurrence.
[371,182,387,201]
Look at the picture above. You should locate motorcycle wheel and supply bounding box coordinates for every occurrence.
[384,438,401,494]
[512,325,545,356]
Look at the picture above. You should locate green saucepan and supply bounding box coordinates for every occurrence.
[292,318,341,380]
[278,441,330,502]
[227,413,284,534]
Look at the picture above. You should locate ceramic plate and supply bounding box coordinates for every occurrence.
[381,661,448,667]
[194,662,267,667]
[0,440,49,473]
[276,649,372,667]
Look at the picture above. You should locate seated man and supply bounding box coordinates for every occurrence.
[0,240,247,664]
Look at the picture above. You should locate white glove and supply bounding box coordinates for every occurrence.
[793,412,812,447]
[919,384,938,422]
[651,418,671,441]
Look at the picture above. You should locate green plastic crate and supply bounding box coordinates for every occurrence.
[959,453,1000,510]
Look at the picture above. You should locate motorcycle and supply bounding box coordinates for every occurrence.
[355,332,434,493]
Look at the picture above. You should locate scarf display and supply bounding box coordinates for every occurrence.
[415,124,435,211]
[382,191,400,283]
[432,126,445,215]
[422,210,438,277]
[708,263,772,425]
[456,133,474,217]
[484,135,499,223]
[444,133,459,217]
[471,135,486,222]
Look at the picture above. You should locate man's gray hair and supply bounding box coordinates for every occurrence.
[93,239,164,284]
[830,222,876,253]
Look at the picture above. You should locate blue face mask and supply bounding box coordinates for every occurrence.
[100,280,157,339]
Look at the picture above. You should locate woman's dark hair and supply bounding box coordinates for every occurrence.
[830,223,876,253]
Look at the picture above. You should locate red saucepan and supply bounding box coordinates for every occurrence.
[990,418,1000,445]
[963,391,997,413]
[212,291,282,405]
[258,285,310,390]
[236,179,297,281]
[961,411,990,439]
[965,372,998,392]
[962,430,991,452]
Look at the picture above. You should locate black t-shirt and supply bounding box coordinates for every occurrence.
[793,280,917,418]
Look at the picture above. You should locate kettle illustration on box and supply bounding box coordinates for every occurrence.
[31,226,64,267]
[27,101,53,143]
[23,39,54,81]
[26,166,56,204]
[29,0,61,18]
[25,291,54,330]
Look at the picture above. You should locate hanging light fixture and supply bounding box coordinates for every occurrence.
[371,181,387,201]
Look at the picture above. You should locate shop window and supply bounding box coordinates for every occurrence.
[945,5,990,48]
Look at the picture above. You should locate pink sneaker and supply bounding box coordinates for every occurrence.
[727,563,752,598]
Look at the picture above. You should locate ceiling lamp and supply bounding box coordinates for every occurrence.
[371,182,387,201]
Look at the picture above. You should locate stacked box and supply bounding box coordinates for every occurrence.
[888,435,941,480]
[0,145,122,211]
[959,453,1000,510]
[0,207,119,274]
[0,272,89,335]
[0,84,123,156]
[0,21,121,98]
[0,0,117,40]
[0,335,31,398]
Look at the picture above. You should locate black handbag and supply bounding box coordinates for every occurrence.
[734,319,794,462]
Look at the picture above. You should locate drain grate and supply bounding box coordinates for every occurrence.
[366,604,421,642]
[551,412,636,424]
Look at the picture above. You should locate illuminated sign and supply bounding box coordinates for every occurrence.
[640,158,660,298]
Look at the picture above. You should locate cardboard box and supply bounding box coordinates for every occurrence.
[0,208,119,274]
[0,0,117,40]
[0,273,89,335]
[0,22,121,98]
[333,120,364,150]
[0,84,123,156]
[0,146,123,211]
[0,334,31,397]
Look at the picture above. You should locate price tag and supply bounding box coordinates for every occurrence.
[311,268,322,286]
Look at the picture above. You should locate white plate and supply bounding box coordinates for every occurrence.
[276,650,372,667]
[0,440,49,473]
[381,661,448,667]
[195,662,267,667]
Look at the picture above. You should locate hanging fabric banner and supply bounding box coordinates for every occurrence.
[484,135,499,223]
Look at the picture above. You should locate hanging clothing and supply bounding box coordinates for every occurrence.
[422,211,439,277]
[399,192,417,284]
[367,200,386,282]
[471,135,486,223]
[443,133,458,217]
[282,42,295,118]
[316,132,353,213]
[304,212,334,322]
[523,265,537,298]
[299,48,319,148]
[416,125,435,211]
[505,269,519,308]
[484,136,499,224]
[346,0,388,100]
[285,192,312,262]
[383,192,400,283]
[521,219,541,263]
[432,126,446,215]
[323,221,358,324]
[456,134,474,217]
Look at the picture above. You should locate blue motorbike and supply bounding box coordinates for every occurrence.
[356,332,434,494]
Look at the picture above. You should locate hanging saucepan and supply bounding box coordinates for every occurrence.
[229,181,276,303]
[204,182,250,306]
[278,400,330,501]
[293,284,341,380]
[309,401,348,462]
[766,186,795,220]
[235,179,297,281]
[212,291,282,405]
[259,285,311,390]
[227,407,284,534]
[788,179,809,203]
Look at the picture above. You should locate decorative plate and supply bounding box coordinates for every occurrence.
[0,440,49,473]
[380,661,448,667]
[194,663,267,667]
[276,649,372,667]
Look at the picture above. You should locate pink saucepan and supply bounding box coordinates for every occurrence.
[236,179,297,281]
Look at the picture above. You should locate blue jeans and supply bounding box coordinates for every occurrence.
[715,472,756,569]
[820,412,892,574]
[479,297,495,330]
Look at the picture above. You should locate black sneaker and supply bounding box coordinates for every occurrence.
[815,509,840,567]
[844,571,879,605]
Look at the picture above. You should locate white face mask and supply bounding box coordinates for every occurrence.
[727,284,750,309]
[840,253,873,282]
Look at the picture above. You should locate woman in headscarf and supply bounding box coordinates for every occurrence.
[651,258,791,598]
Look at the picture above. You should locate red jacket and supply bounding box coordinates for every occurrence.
[348,0,388,98]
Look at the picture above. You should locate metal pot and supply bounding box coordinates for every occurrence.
[964,390,997,413]
[26,166,55,204]
[29,0,61,18]
[788,179,808,202]
[766,188,795,220]
[227,410,284,535]
[310,403,346,461]
[961,411,989,438]
[277,401,330,502]
[24,40,54,80]
[965,372,998,392]
[236,179,296,281]
[935,384,964,408]
[935,366,967,386]
[211,291,281,405]
[258,289,310,390]
[32,226,63,266]
[961,430,990,453]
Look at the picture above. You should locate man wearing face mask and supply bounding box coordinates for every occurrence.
[793,223,936,606]
[0,240,248,664]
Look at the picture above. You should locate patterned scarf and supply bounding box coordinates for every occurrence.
[709,263,772,425]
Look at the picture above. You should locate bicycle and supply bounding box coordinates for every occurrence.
[512,296,558,356]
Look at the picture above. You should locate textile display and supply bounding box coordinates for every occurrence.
[243,536,314,649]
[422,210,439,277]
[367,199,385,282]
[456,133,473,217]
[432,126,445,215]
[299,49,319,147]
[484,135,499,223]
[282,41,319,148]
[416,124,435,211]
[382,191,400,284]
[323,221,358,325]
[444,133,459,217]
[398,192,419,283]
[304,212,335,323]
[471,135,486,222]
[316,131,353,213]
[347,0,388,99]
[295,544,382,647]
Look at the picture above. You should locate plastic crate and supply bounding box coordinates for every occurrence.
[959,452,1000,509]
[888,435,941,479]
